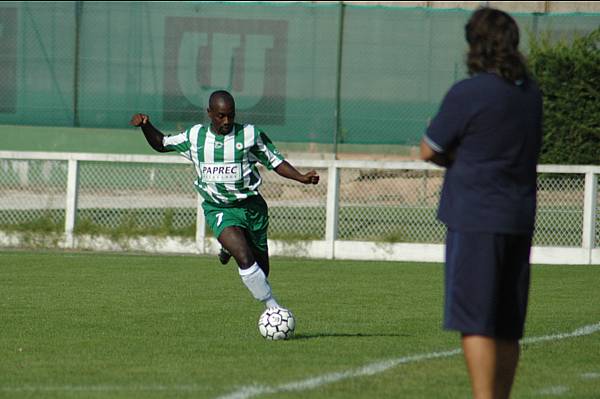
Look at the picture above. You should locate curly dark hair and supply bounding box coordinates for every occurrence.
[465,7,528,83]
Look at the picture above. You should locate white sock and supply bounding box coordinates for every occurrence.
[238,263,280,308]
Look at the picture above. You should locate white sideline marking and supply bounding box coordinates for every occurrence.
[216,321,600,399]
[216,348,464,399]
[581,372,600,379]
[1,322,598,396]
[538,385,569,395]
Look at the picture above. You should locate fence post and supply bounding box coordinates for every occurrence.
[325,164,340,259]
[333,1,346,158]
[582,171,598,264]
[64,158,79,248]
[196,194,206,254]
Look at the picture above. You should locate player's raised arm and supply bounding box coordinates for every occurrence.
[274,161,319,185]
[129,113,172,153]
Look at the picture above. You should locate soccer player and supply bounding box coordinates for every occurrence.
[130,90,319,309]
[420,8,542,399]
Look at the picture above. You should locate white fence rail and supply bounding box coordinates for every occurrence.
[1,151,598,264]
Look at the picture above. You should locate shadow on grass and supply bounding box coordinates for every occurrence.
[292,332,410,340]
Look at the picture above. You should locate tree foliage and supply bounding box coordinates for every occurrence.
[527,27,600,165]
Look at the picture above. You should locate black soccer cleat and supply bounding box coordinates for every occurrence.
[218,247,232,265]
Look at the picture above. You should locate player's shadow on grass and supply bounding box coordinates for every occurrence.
[292,332,409,340]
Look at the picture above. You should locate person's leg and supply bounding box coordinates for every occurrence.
[495,339,520,399]
[218,247,232,265]
[202,202,237,266]
[485,234,530,399]
[462,335,519,399]
[445,230,524,399]
[462,335,495,399]
[218,226,254,269]
[246,227,270,277]
[243,195,271,277]
[218,226,279,308]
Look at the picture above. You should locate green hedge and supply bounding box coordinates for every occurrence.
[528,27,600,165]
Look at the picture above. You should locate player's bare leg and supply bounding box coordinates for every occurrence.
[216,228,270,275]
[462,334,519,399]
[218,247,232,265]
[218,226,279,308]
[218,226,255,268]
[494,339,519,399]
[242,228,270,276]
[252,249,270,277]
[218,227,270,275]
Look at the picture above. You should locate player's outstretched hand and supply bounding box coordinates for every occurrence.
[130,113,149,127]
[302,170,320,185]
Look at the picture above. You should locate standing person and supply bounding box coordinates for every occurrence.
[130,90,319,310]
[420,7,542,399]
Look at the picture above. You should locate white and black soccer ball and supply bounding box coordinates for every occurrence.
[258,307,295,340]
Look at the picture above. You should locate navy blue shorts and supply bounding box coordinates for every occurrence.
[444,229,532,339]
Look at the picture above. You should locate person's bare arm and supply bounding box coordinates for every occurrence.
[129,113,172,153]
[274,161,320,185]
[420,138,454,167]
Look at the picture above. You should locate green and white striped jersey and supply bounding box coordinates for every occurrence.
[163,123,285,206]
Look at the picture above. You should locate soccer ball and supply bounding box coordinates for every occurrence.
[258,307,295,340]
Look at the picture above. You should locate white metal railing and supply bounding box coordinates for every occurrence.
[0,150,598,264]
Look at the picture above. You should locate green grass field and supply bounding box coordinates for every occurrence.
[1,251,599,399]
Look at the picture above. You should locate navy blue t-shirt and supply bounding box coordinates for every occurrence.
[425,73,543,234]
